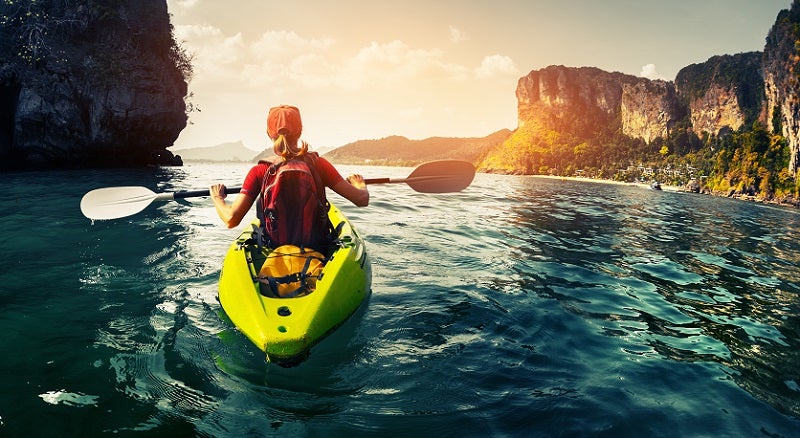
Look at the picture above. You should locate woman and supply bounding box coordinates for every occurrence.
[210,105,369,236]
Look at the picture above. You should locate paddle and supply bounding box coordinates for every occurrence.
[80,159,476,220]
[79,186,242,220]
[363,159,475,193]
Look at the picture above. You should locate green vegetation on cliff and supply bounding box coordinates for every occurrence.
[479,110,796,200]
[1,1,192,81]
[680,122,794,199]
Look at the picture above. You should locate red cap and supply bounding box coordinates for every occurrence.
[266,105,302,142]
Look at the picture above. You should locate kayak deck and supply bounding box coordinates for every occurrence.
[218,203,372,366]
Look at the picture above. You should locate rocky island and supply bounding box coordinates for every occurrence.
[0,0,190,170]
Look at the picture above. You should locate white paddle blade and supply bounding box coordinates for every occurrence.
[80,186,160,220]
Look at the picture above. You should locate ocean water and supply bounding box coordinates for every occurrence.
[0,162,798,436]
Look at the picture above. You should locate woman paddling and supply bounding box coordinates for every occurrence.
[210,105,369,250]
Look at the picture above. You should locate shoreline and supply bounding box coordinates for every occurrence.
[528,174,800,209]
[529,174,683,191]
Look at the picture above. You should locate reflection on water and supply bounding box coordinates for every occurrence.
[501,176,800,417]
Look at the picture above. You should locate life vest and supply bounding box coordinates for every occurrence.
[257,153,333,251]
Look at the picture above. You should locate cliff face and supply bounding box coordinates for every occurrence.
[0,0,188,170]
[687,82,747,135]
[516,66,631,136]
[515,65,696,146]
[621,80,682,143]
[512,54,764,151]
[489,2,800,175]
[675,52,764,138]
[762,3,800,173]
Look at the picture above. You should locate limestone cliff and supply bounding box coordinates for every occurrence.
[508,56,763,150]
[481,36,785,174]
[516,66,632,137]
[762,2,800,174]
[688,82,747,135]
[621,79,683,143]
[674,53,764,138]
[513,66,691,148]
[0,0,189,170]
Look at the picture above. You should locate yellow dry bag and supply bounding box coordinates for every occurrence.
[258,245,325,298]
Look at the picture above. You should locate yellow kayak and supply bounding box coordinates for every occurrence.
[218,203,371,366]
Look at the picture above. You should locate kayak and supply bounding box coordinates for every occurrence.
[218,203,372,366]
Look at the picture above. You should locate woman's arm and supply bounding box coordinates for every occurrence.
[210,184,256,228]
[332,174,369,207]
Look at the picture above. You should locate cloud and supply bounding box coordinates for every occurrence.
[640,63,666,80]
[168,0,200,10]
[250,31,336,62]
[475,54,518,78]
[240,38,462,91]
[449,25,468,43]
[177,26,245,83]
[343,40,467,86]
[236,31,339,89]
[180,23,513,94]
[173,23,223,41]
[176,25,515,142]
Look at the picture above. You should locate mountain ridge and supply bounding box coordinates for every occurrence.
[169,141,261,162]
[323,129,511,166]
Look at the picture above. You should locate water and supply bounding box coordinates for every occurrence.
[1,163,798,436]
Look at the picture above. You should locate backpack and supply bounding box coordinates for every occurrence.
[257,153,333,251]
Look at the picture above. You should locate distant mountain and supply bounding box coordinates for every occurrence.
[322,129,512,166]
[170,141,262,162]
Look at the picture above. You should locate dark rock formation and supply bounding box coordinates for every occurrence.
[0,0,189,170]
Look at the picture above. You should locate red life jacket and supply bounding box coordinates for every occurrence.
[257,153,333,251]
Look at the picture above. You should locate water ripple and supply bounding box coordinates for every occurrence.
[1,165,798,435]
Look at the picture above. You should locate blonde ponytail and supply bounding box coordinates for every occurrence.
[273,134,309,160]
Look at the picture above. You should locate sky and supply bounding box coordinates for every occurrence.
[166,0,793,153]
